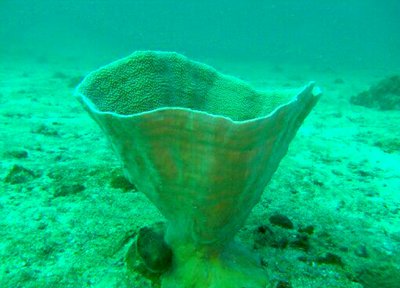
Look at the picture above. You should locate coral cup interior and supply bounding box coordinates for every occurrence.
[77,50,297,121]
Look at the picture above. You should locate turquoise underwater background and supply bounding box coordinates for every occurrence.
[1,0,400,69]
[1,1,400,288]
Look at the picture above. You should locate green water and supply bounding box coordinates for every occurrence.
[2,1,400,69]
[1,1,399,288]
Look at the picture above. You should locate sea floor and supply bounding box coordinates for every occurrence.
[1,53,399,288]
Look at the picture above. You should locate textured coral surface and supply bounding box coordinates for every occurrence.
[76,51,320,287]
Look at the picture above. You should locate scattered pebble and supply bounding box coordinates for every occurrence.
[4,164,37,184]
[269,213,294,229]
[254,225,274,249]
[316,252,344,267]
[254,223,291,250]
[53,71,68,79]
[333,78,345,84]
[276,280,292,288]
[257,224,273,235]
[54,183,85,197]
[32,124,59,137]
[110,174,136,192]
[350,75,400,110]
[5,149,28,159]
[126,222,172,277]
[312,179,324,187]
[271,237,289,249]
[136,224,172,273]
[354,244,369,258]
[355,263,400,288]
[373,138,400,154]
[290,234,310,251]
[298,225,315,235]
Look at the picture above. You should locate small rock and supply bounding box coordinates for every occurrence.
[53,71,68,79]
[271,237,289,249]
[32,124,59,137]
[110,174,136,192]
[355,263,400,288]
[297,255,309,263]
[331,169,344,176]
[298,225,314,235]
[350,75,400,110]
[136,223,172,273]
[37,222,47,230]
[390,230,400,242]
[276,280,292,288]
[253,225,274,249]
[312,179,324,187]
[5,149,28,159]
[269,213,294,229]
[54,183,85,197]
[254,224,289,249]
[316,252,343,267]
[257,224,273,235]
[333,78,344,84]
[354,245,369,258]
[290,234,310,251]
[373,138,400,154]
[4,165,37,184]
[357,169,373,177]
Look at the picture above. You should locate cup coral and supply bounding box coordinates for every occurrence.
[75,51,321,287]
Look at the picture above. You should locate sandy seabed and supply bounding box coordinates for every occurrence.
[0,53,399,288]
